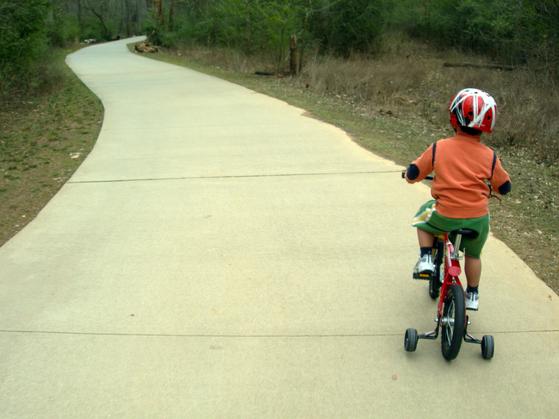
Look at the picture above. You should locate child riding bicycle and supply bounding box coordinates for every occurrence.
[404,88,512,311]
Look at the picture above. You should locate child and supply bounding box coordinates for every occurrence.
[405,88,511,310]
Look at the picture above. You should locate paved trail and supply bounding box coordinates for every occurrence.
[1,38,558,418]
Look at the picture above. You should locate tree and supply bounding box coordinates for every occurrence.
[308,0,387,56]
[154,0,163,25]
[0,0,50,92]
[168,0,176,31]
[83,0,112,39]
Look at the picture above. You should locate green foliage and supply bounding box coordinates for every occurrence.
[144,11,162,44]
[390,0,559,73]
[47,1,80,47]
[164,0,307,69]
[308,0,388,56]
[2,0,558,97]
[0,0,50,92]
[164,0,388,67]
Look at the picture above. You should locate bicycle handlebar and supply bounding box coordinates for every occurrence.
[401,170,433,181]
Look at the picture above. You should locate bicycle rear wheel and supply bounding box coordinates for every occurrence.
[441,284,465,360]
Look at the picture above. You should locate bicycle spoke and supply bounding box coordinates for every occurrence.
[444,299,456,347]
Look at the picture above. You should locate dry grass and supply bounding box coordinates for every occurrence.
[168,45,267,74]
[299,38,559,165]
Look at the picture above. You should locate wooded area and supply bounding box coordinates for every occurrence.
[1,1,558,93]
[0,0,151,94]
[152,1,558,75]
[2,0,558,95]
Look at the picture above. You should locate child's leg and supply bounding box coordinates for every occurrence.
[464,255,481,310]
[464,256,481,288]
[461,215,488,290]
[414,228,436,275]
[417,228,434,248]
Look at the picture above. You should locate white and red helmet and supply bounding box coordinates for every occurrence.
[449,88,497,133]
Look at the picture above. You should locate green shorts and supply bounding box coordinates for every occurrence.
[412,200,489,258]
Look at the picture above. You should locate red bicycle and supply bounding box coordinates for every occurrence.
[404,228,495,360]
[402,175,494,360]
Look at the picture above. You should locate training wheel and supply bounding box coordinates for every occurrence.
[481,335,495,360]
[404,328,418,352]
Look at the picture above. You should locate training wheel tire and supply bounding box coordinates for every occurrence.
[404,328,418,352]
[481,335,495,360]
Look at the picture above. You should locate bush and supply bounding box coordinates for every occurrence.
[159,31,179,49]
[0,0,50,93]
[159,0,389,69]
[299,34,559,164]
[307,0,388,56]
[390,0,559,75]
[47,12,80,47]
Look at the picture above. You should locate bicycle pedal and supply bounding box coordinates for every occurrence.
[413,271,432,281]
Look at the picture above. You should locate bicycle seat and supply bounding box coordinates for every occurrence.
[451,229,478,239]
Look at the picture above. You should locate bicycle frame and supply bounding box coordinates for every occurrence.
[420,232,463,341]
[437,233,463,317]
[421,232,483,343]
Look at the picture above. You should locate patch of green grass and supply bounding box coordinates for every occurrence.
[0,48,103,247]
[132,43,559,293]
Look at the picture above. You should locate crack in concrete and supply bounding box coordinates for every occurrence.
[68,170,403,184]
[1,329,557,338]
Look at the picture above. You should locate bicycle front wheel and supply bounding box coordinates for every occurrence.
[441,284,465,360]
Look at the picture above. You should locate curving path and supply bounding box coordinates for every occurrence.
[1,38,558,418]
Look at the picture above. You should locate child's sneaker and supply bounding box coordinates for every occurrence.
[465,291,479,311]
[413,254,434,280]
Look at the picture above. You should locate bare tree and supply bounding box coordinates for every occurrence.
[83,0,112,39]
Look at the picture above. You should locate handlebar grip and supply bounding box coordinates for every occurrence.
[401,171,433,181]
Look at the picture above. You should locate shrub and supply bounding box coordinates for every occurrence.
[307,0,388,56]
[0,0,50,93]
[47,12,80,47]
[390,0,559,76]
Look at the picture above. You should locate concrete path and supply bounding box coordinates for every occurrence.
[1,38,558,418]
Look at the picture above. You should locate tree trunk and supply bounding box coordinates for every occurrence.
[77,0,83,31]
[168,0,175,31]
[125,0,132,36]
[117,0,124,36]
[290,34,299,76]
[154,0,164,25]
[131,0,140,35]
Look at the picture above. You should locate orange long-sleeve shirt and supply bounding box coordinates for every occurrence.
[408,133,511,218]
